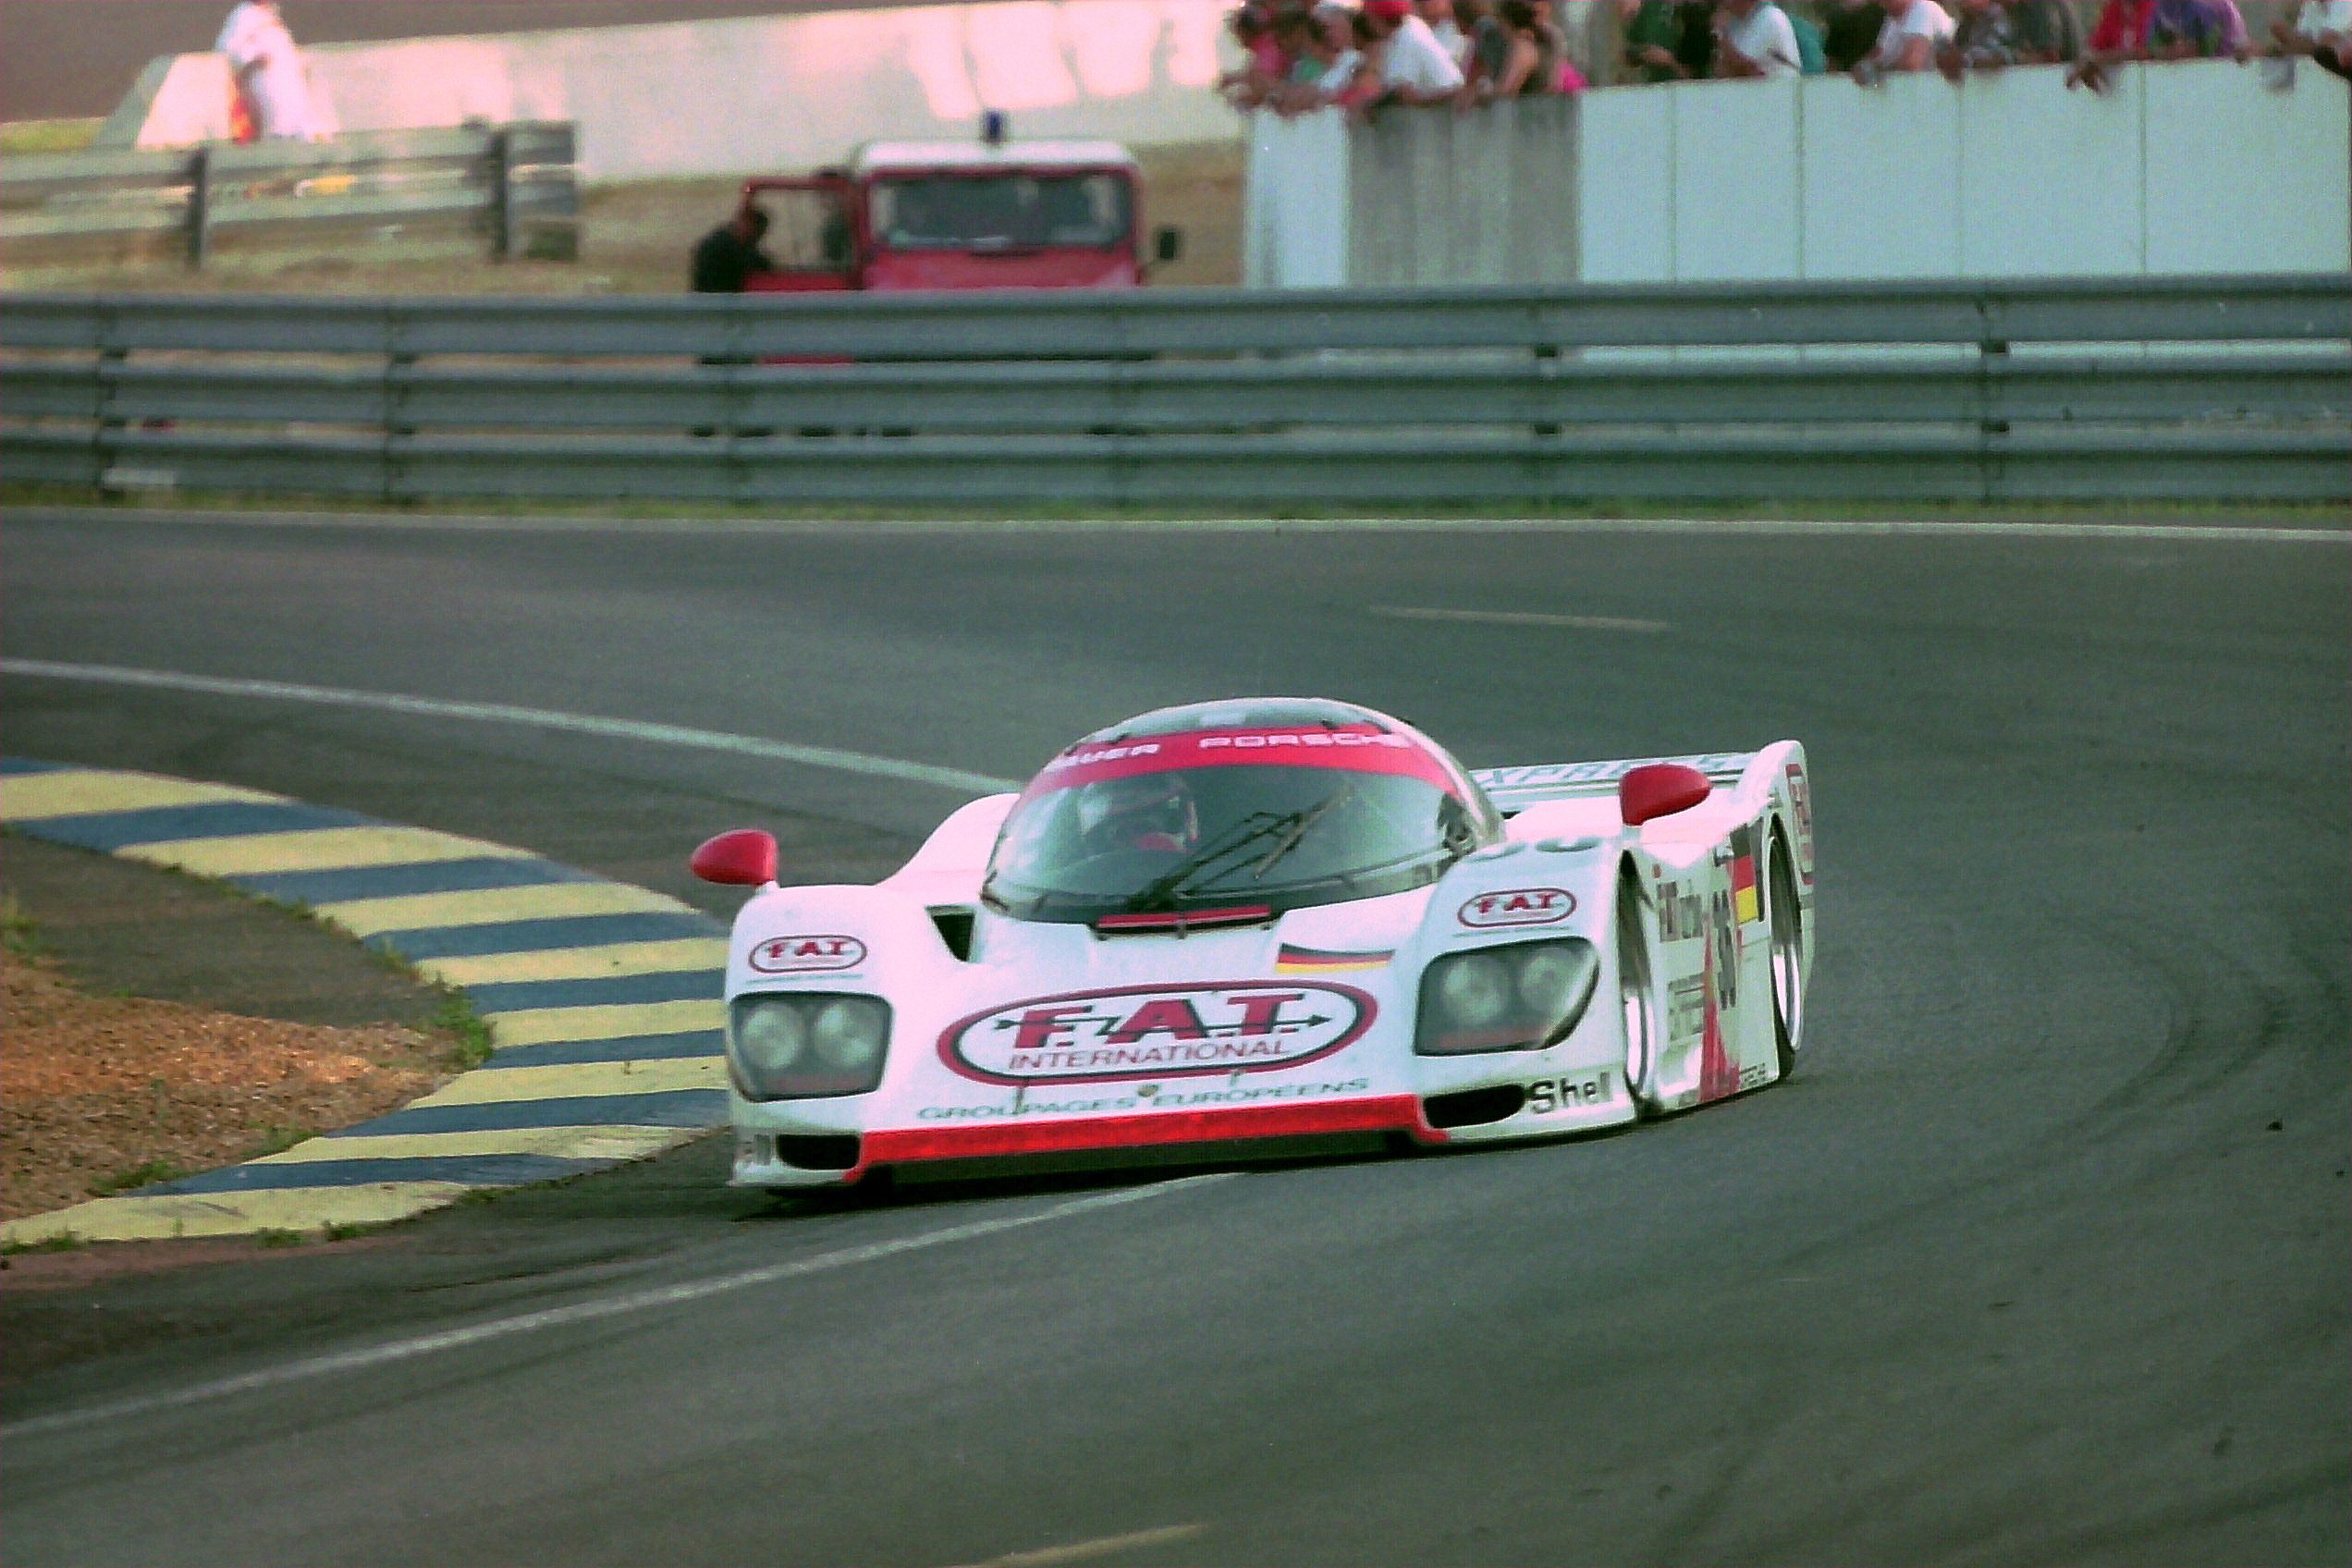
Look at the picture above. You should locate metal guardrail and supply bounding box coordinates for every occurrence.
[3,276,2345,506]
[2,275,2344,356]
[0,124,577,268]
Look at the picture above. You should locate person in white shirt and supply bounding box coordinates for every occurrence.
[1857,0,1955,76]
[1418,0,1475,69]
[214,0,325,140]
[1714,0,1803,78]
[1365,0,1469,100]
[2271,0,2352,53]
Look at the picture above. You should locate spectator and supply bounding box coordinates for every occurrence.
[1715,0,1805,78]
[214,1,326,141]
[2258,0,2352,75]
[691,206,774,295]
[1418,0,1476,69]
[1363,0,1469,101]
[1820,0,1892,70]
[1856,0,1956,77]
[1218,2,1292,109]
[1787,6,1831,72]
[2069,0,2155,86]
[1477,0,1567,92]
[1618,0,1717,80]
[2145,0,2245,56]
[1348,7,1396,104]
[1529,0,1586,90]
[1467,0,1515,85]
[1937,0,2077,75]
[1271,5,1366,111]
[2006,0,2085,61]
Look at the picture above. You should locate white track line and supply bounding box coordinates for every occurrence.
[1374,606,1672,632]
[956,1524,1209,1568]
[12,506,2347,544]
[3,1173,1236,1442]
[1,659,1021,796]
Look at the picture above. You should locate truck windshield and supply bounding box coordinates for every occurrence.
[870,174,1132,251]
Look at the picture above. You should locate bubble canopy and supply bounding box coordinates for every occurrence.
[982,700,1502,925]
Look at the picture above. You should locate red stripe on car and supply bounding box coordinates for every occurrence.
[863,1095,1440,1165]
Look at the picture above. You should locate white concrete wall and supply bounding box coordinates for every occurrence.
[120,1,1240,183]
[1248,61,2347,287]
[1243,109,1350,288]
[1346,98,1578,288]
[1577,60,2349,283]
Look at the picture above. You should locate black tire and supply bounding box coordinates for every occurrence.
[1767,830,1806,1080]
[1617,869,1662,1117]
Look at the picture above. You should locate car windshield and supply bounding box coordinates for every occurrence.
[869,173,1132,251]
[984,726,1483,925]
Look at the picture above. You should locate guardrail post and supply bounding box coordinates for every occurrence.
[186,146,212,269]
[490,128,517,262]
[1533,343,1562,438]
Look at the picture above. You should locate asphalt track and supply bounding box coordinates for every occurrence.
[3,506,2346,1567]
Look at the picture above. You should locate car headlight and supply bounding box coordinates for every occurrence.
[1415,939,1599,1056]
[729,993,890,1099]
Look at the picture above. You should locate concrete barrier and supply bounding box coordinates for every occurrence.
[1350,98,1577,289]
[1253,59,2350,287]
[109,1,1239,184]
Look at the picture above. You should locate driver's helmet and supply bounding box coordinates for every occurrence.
[1074,772,1198,854]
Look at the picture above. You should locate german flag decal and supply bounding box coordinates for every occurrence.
[1729,825,1761,925]
[1276,945,1394,974]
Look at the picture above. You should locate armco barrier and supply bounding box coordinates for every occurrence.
[2,277,2345,506]
[0,124,578,271]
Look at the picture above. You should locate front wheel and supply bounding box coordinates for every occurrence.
[1617,871,1661,1117]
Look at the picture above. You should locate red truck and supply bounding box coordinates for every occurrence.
[740,134,1180,296]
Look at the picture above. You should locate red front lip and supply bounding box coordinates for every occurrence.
[853,1094,1444,1174]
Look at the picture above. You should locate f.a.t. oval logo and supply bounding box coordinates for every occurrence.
[747,934,866,974]
[1458,888,1576,928]
[940,981,1375,1086]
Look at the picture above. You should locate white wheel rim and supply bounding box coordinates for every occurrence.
[1770,846,1804,1049]
[1619,889,1653,1092]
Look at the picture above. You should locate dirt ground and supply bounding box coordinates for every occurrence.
[0,141,1243,294]
[0,836,474,1226]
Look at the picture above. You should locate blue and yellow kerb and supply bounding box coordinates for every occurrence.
[0,759,729,1244]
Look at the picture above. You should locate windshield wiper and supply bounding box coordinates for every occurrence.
[1250,785,1353,880]
[1121,809,1300,913]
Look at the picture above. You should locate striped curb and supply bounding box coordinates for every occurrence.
[1,759,729,1244]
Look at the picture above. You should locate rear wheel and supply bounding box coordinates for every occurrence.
[1617,871,1660,1116]
[1768,832,1806,1079]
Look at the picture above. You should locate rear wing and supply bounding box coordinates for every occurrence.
[1471,753,1757,816]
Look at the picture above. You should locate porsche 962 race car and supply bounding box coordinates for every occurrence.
[692,699,1815,1189]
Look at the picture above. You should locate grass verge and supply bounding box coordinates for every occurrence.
[88,1158,188,1198]
[430,990,496,1069]
[0,117,102,154]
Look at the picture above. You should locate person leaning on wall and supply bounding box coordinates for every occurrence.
[1713,0,1806,78]
[2252,0,2352,80]
[1854,0,1958,80]
[1360,0,1470,104]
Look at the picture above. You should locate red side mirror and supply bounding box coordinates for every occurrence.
[1619,764,1712,827]
[691,828,778,886]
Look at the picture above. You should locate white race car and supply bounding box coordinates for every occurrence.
[692,699,1815,1190]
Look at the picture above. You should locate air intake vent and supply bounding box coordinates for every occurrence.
[773,1134,861,1171]
[1421,1085,1526,1130]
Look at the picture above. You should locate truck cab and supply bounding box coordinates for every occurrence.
[741,137,1178,296]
